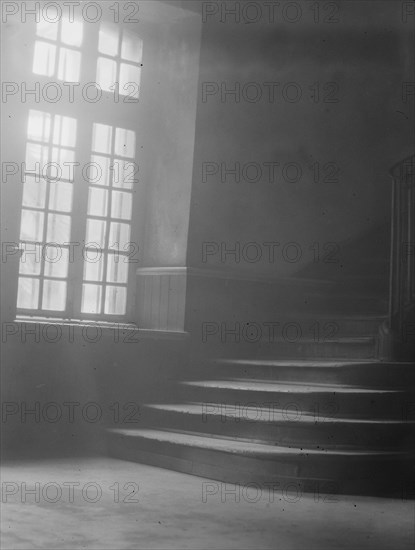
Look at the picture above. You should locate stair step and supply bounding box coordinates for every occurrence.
[201,337,377,360]
[109,428,409,458]
[108,337,415,497]
[139,403,415,449]
[200,316,384,339]
[202,359,415,388]
[107,428,414,496]
[177,379,410,419]
[182,379,394,393]
[300,296,388,316]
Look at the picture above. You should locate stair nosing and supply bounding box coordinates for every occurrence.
[109,428,413,458]
[143,403,415,424]
[180,380,408,394]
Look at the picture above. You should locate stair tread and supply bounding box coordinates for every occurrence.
[144,403,415,424]
[242,314,386,320]
[228,337,375,344]
[109,428,410,457]
[212,359,414,367]
[181,379,405,393]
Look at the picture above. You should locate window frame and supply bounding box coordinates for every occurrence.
[15,16,144,324]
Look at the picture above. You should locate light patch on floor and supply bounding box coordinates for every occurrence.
[1,457,414,549]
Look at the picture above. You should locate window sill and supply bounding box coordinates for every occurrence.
[13,316,189,340]
[15,316,137,330]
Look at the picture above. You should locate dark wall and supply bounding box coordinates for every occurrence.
[1,324,188,456]
[187,1,414,278]
[137,7,202,268]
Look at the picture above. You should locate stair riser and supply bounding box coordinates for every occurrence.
[198,319,383,341]
[256,341,375,359]
[139,409,415,449]
[191,282,387,322]
[178,386,411,419]
[108,433,413,497]
[200,364,415,389]
[298,318,382,336]
[195,341,376,360]
[302,294,388,315]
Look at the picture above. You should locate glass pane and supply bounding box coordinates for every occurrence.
[92,123,112,155]
[85,219,107,248]
[20,210,44,241]
[83,253,104,282]
[36,20,58,40]
[90,155,111,186]
[109,222,131,249]
[25,143,49,174]
[114,128,135,158]
[46,213,71,242]
[43,246,69,278]
[99,22,119,56]
[50,148,76,182]
[119,64,141,99]
[121,31,143,63]
[22,177,46,209]
[58,48,81,81]
[104,286,126,315]
[19,246,41,275]
[61,18,83,47]
[27,110,51,142]
[112,159,136,189]
[106,253,128,284]
[17,277,39,309]
[33,41,56,76]
[53,116,77,147]
[87,187,108,217]
[111,191,132,220]
[96,57,117,93]
[81,284,102,314]
[42,279,67,311]
[49,181,73,212]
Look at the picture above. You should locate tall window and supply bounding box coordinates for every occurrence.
[97,22,143,99]
[81,123,136,316]
[33,18,83,81]
[17,110,77,312]
[16,17,142,321]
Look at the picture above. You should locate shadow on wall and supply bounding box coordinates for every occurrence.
[1,327,189,459]
[296,221,391,295]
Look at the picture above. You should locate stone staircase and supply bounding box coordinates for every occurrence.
[107,312,415,498]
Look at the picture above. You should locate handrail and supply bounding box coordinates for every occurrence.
[384,154,415,359]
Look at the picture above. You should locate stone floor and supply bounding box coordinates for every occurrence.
[1,457,414,549]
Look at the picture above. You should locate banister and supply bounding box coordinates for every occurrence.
[379,154,415,360]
